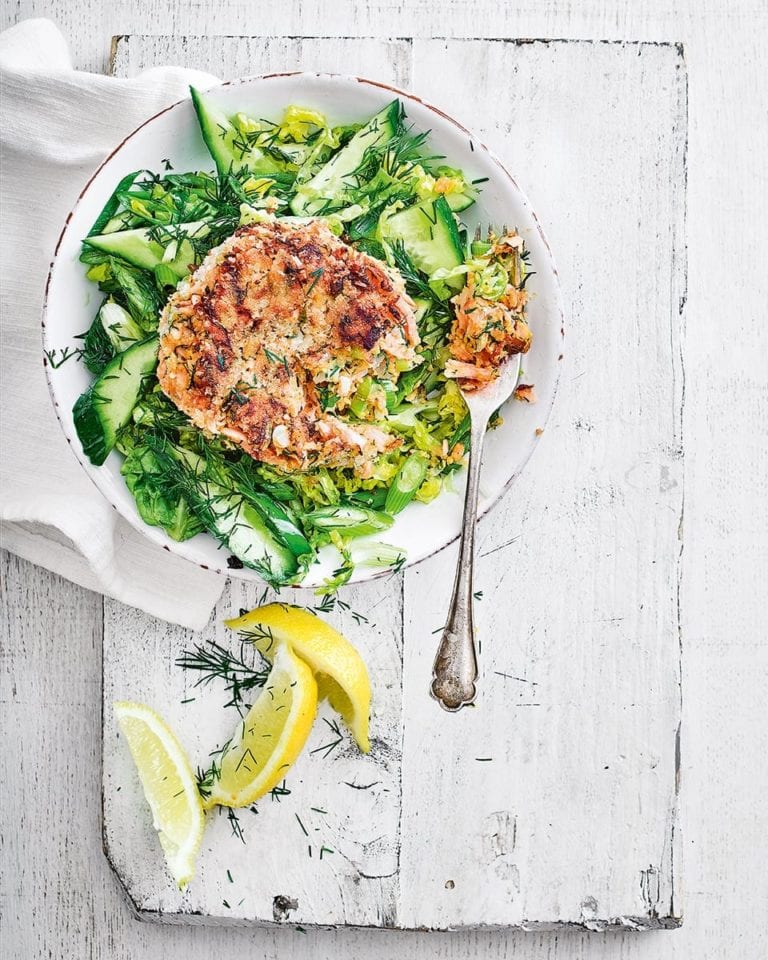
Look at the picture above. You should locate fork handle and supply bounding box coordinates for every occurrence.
[431,415,488,711]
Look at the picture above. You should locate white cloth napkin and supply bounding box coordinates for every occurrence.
[0,19,228,629]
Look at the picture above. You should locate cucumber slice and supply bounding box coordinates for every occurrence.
[304,505,393,538]
[445,190,476,212]
[190,86,282,178]
[99,212,136,234]
[73,337,158,465]
[227,502,297,581]
[83,221,209,278]
[290,100,402,216]
[380,195,464,283]
[170,448,298,582]
[245,491,313,559]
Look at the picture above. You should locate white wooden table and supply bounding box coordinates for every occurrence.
[2,2,767,958]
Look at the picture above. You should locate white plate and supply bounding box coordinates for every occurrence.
[43,73,564,586]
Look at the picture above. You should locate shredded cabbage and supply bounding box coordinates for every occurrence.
[277,105,334,143]
[430,256,508,301]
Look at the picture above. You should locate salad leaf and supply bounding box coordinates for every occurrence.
[99,301,145,350]
[87,170,142,236]
[121,443,204,541]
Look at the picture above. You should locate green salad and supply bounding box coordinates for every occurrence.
[69,90,532,589]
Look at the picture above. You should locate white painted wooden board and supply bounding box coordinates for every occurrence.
[99,32,685,931]
[398,38,685,931]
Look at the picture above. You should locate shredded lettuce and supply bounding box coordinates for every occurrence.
[277,106,335,143]
[415,473,443,503]
[121,444,204,541]
[413,164,473,202]
[429,257,508,301]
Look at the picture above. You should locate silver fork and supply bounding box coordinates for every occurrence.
[430,353,522,710]
[430,225,522,711]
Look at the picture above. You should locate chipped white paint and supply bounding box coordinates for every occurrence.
[3,1,768,958]
[98,32,684,931]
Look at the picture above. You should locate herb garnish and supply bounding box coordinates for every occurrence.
[176,639,270,712]
[310,718,344,759]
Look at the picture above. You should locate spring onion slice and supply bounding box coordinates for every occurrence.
[304,505,393,538]
[384,454,428,514]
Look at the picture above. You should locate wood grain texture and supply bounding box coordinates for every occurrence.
[110,33,414,89]
[2,1,767,958]
[98,31,683,931]
[399,38,685,930]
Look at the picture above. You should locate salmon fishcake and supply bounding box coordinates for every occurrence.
[158,218,420,473]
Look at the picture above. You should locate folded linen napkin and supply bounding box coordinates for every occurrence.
[0,19,228,629]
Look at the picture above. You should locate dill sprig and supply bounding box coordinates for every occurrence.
[313,594,336,614]
[311,593,369,625]
[270,779,291,802]
[225,807,246,843]
[350,119,436,185]
[44,345,83,369]
[234,622,277,658]
[140,433,284,586]
[74,317,115,374]
[176,639,270,710]
[196,758,221,800]
[388,240,445,307]
[310,717,344,758]
[195,737,234,799]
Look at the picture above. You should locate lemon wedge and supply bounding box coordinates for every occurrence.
[113,701,205,889]
[205,642,318,809]
[225,603,372,753]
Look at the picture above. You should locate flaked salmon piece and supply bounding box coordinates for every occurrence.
[444,359,496,382]
[446,265,532,392]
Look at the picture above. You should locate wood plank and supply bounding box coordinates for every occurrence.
[0,552,106,959]
[100,31,685,932]
[102,32,412,930]
[110,33,413,89]
[399,38,685,930]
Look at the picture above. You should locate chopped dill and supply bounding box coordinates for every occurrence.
[310,717,344,758]
[226,807,245,843]
[176,639,270,711]
[270,779,291,801]
[44,345,83,369]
